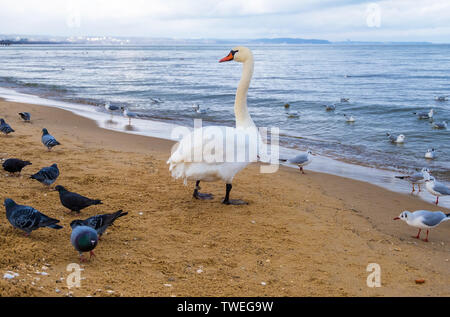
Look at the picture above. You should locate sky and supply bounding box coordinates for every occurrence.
[1,0,450,42]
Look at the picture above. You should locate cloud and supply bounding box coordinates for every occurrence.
[0,0,449,42]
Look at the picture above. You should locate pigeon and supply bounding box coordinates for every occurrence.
[4,198,62,236]
[344,114,355,122]
[425,176,450,205]
[70,221,98,262]
[0,119,15,135]
[2,158,32,175]
[387,133,405,144]
[55,185,102,214]
[41,128,60,151]
[395,168,431,193]
[432,121,447,129]
[18,112,31,122]
[71,210,128,238]
[281,150,314,174]
[122,107,138,125]
[425,149,436,160]
[413,109,434,119]
[394,210,449,242]
[30,163,60,187]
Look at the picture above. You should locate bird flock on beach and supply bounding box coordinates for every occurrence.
[1,46,449,262]
[1,113,128,262]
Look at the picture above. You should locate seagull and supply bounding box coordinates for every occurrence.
[18,112,31,122]
[71,210,128,238]
[425,176,450,205]
[2,158,32,176]
[395,168,431,193]
[340,98,350,103]
[70,221,98,262]
[432,121,447,129]
[387,133,405,144]
[394,210,449,242]
[122,107,138,125]
[413,109,434,120]
[4,198,63,236]
[30,163,60,187]
[284,103,290,109]
[192,104,200,112]
[287,111,300,118]
[344,114,355,122]
[425,149,436,160]
[282,150,314,174]
[0,118,15,135]
[41,128,61,151]
[435,96,448,102]
[55,185,103,214]
[105,102,120,119]
[150,98,163,104]
[324,104,336,111]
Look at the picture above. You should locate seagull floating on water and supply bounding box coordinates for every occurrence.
[435,96,448,102]
[413,109,434,120]
[387,133,405,144]
[425,149,436,160]
[432,121,447,129]
[340,98,350,103]
[344,114,355,122]
[394,210,449,242]
[425,176,450,205]
[324,104,336,111]
[395,168,430,193]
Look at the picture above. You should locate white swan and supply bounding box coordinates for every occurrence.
[167,47,259,205]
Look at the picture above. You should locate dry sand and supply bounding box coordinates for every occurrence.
[0,99,449,297]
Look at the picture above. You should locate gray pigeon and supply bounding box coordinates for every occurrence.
[55,185,102,214]
[3,158,32,175]
[70,221,98,262]
[30,163,60,186]
[72,210,128,237]
[41,128,61,151]
[18,112,31,122]
[4,198,63,236]
[0,118,15,135]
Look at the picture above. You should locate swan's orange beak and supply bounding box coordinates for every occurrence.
[219,52,234,63]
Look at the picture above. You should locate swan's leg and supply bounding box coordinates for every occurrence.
[193,181,214,200]
[222,184,248,205]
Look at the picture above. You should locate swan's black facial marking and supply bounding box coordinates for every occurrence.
[231,50,239,56]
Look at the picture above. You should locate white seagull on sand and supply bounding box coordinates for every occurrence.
[394,210,449,242]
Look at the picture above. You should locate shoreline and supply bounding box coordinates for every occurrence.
[0,98,449,297]
[1,86,448,208]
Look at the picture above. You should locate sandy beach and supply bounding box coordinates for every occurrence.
[0,99,449,297]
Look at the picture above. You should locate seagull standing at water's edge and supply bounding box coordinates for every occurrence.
[281,150,314,174]
[122,107,138,125]
[394,210,449,242]
[425,176,450,205]
[395,168,430,193]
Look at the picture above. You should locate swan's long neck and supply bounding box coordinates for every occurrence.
[234,57,255,128]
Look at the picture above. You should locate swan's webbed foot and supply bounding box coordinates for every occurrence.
[222,184,248,206]
[193,181,214,200]
[222,199,248,206]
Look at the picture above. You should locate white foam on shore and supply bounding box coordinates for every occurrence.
[1,86,448,208]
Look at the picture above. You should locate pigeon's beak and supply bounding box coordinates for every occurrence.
[219,52,234,63]
[393,217,400,220]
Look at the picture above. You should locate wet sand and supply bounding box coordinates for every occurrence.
[0,99,449,297]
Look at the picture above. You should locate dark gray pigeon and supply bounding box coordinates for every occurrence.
[72,210,128,237]
[4,198,63,236]
[0,118,15,135]
[18,112,31,122]
[70,221,98,262]
[41,128,61,151]
[55,185,102,214]
[2,158,32,175]
[30,163,60,186]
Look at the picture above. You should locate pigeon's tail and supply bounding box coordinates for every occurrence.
[106,210,128,226]
[24,161,32,166]
[48,224,63,230]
